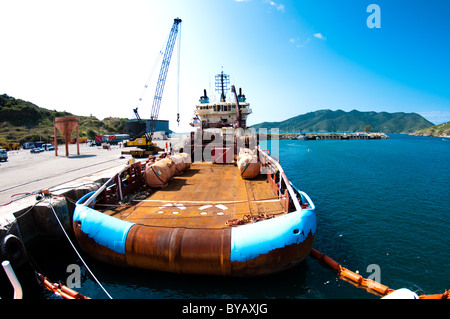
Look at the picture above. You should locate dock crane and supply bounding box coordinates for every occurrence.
[123,18,182,158]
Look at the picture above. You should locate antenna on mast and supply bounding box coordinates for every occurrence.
[215,70,230,102]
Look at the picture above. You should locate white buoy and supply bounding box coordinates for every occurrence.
[382,288,419,299]
[2,260,23,299]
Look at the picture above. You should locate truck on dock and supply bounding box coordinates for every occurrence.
[0,148,7,162]
[94,134,129,146]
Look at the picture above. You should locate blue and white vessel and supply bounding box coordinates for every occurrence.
[72,73,316,276]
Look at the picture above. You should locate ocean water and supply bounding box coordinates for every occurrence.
[277,134,450,298]
[10,134,450,300]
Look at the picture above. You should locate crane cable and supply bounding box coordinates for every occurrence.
[135,32,170,116]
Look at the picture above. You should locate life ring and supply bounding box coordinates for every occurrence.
[1,234,27,265]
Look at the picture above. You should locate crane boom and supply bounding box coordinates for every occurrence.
[123,18,182,158]
[148,17,182,141]
[231,85,243,128]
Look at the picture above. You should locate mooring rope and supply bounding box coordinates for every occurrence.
[47,196,113,299]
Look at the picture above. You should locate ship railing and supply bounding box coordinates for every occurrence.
[80,161,146,207]
[81,167,129,207]
[290,181,315,211]
[258,147,302,213]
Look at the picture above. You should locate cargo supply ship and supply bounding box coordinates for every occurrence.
[72,72,316,276]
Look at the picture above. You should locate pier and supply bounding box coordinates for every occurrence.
[262,132,390,140]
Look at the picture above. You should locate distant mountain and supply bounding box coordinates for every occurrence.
[251,109,434,133]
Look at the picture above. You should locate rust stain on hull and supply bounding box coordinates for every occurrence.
[231,231,315,276]
[72,220,128,267]
[73,220,315,276]
[125,225,232,275]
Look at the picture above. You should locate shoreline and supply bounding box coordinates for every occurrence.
[409,133,450,139]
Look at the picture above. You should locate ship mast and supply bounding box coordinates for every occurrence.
[215,71,230,102]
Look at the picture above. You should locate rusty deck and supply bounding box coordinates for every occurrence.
[104,162,285,229]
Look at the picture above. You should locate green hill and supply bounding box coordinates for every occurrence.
[412,121,450,138]
[251,109,433,133]
[0,94,128,144]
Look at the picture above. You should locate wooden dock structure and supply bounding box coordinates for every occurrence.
[263,132,390,140]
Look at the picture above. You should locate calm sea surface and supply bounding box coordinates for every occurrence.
[16,134,450,299]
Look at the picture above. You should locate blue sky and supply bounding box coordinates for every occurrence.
[1,0,449,132]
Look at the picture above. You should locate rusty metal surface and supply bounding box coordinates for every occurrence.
[106,162,285,229]
[125,225,232,275]
[123,224,314,276]
[74,218,314,276]
[72,220,128,267]
[231,231,315,276]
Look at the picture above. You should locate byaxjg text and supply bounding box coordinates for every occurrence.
[182,303,268,316]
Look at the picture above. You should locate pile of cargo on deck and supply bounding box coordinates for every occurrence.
[145,153,191,188]
[237,148,260,179]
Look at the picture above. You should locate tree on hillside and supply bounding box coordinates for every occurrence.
[364,125,372,133]
[87,129,97,140]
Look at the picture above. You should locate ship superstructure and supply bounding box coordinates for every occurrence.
[191,71,252,129]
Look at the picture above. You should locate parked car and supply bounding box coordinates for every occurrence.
[30,148,44,153]
[0,149,7,161]
[43,143,55,151]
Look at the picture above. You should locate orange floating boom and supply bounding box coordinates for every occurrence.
[37,273,90,299]
[310,248,449,299]
[419,290,449,299]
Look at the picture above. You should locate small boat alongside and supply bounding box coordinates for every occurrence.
[72,72,316,277]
